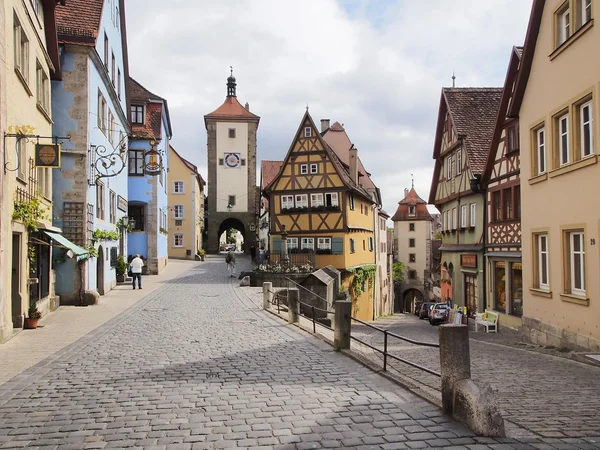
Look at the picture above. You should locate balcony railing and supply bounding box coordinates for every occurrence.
[269,251,315,268]
[281,205,340,214]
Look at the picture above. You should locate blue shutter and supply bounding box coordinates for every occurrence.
[272,238,282,253]
[332,237,343,255]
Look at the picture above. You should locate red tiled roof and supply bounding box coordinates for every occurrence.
[261,161,283,190]
[322,122,376,191]
[205,96,260,121]
[444,88,503,174]
[56,0,103,46]
[128,77,173,141]
[329,121,345,131]
[392,188,432,221]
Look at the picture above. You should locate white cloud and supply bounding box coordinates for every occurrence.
[124,0,532,217]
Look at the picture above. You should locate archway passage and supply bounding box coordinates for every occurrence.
[403,288,423,314]
[97,246,105,296]
[217,218,246,253]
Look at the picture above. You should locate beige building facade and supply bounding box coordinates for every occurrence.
[1,0,62,343]
[168,146,205,259]
[515,0,600,350]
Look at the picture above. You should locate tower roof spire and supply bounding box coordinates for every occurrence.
[227,66,237,97]
[452,71,456,88]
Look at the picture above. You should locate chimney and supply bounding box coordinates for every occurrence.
[349,145,358,184]
[404,188,409,198]
[245,102,250,111]
[321,119,330,132]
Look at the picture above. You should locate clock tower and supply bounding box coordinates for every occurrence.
[204,71,260,253]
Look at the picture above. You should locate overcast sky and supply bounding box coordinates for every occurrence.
[124,0,532,217]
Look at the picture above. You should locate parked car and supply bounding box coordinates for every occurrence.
[418,302,435,319]
[414,301,423,316]
[429,303,450,325]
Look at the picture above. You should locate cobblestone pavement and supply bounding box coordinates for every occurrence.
[349,314,600,440]
[0,256,599,449]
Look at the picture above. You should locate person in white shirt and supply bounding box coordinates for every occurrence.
[130,254,144,289]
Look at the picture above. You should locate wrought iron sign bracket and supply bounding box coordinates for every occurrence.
[3,132,71,174]
[89,134,130,185]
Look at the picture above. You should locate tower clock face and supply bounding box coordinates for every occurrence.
[224,153,241,168]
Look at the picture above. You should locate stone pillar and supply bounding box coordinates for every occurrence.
[288,289,299,324]
[262,282,272,310]
[439,324,471,414]
[334,300,352,351]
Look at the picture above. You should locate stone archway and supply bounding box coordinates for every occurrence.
[403,288,423,314]
[217,218,247,253]
[96,246,105,296]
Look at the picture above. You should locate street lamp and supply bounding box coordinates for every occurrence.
[227,203,233,212]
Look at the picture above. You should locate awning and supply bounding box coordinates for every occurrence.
[42,230,89,262]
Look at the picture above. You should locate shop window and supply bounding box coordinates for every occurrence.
[494,261,506,312]
[511,262,523,316]
[129,204,145,231]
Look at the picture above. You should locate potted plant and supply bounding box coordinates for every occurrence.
[197,248,206,261]
[24,305,42,329]
[116,255,127,282]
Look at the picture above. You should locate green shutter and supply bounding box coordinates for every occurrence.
[332,237,343,255]
[272,238,281,253]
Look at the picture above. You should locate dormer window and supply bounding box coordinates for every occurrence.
[131,105,144,124]
[408,205,416,216]
[304,127,312,137]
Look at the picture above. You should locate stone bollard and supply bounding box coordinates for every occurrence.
[262,282,273,310]
[288,290,299,324]
[334,300,352,351]
[439,324,471,414]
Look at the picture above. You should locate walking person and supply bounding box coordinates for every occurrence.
[225,250,236,278]
[130,254,144,289]
[250,246,256,264]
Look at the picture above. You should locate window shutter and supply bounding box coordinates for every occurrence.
[272,238,281,253]
[332,237,343,255]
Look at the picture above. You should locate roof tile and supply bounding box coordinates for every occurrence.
[444,88,503,174]
[56,0,103,46]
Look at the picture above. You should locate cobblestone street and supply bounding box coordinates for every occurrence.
[349,314,600,440]
[0,256,599,449]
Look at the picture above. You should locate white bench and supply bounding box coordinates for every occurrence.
[475,310,498,333]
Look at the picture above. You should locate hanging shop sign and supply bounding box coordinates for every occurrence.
[461,254,477,268]
[35,144,61,168]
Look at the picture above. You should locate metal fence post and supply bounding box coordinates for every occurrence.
[333,300,352,351]
[311,306,316,333]
[383,330,388,371]
[262,282,272,310]
[439,324,471,414]
[288,289,299,324]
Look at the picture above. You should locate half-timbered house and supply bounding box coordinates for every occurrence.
[429,88,502,317]
[321,120,391,318]
[481,46,523,328]
[264,111,377,321]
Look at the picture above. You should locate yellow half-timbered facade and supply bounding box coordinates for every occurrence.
[265,111,377,320]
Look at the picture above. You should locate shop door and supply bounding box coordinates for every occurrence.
[464,273,478,318]
[11,233,22,327]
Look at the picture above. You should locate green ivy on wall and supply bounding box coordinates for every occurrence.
[12,197,49,232]
[347,264,377,297]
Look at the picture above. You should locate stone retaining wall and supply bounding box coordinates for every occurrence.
[522,316,600,351]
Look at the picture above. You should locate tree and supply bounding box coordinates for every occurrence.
[226,228,237,244]
[392,261,405,284]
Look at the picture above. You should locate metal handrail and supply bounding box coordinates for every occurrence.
[351,316,440,377]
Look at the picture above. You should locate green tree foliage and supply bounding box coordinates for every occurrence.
[392,261,405,284]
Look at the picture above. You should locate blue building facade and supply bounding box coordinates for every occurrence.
[51,0,130,302]
[126,78,172,274]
